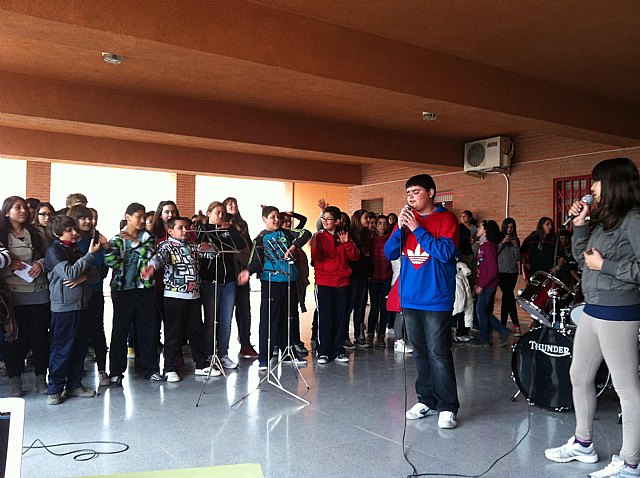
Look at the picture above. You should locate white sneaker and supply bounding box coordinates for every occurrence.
[165,371,181,383]
[544,436,598,464]
[386,327,395,337]
[438,411,457,429]
[219,355,238,369]
[394,339,413,353]
[589,455,635,478]
[98,371,110,387]
[317,355,329,364]
[405,402,438,420]
[336,354,349,363]
[195,366,222,377]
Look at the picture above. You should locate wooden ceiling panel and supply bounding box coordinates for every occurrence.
[1,1,639,181]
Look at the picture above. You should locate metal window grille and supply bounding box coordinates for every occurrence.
[435,190,453,210]
[554,174,592,229]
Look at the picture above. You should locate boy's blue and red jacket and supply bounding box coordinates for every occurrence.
[384,206,459,312]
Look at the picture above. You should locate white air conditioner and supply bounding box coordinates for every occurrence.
[464,136,512,173]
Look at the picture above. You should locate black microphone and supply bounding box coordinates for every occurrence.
[562,194,594,227]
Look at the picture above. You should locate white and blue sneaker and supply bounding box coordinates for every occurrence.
[545,436,598,464]
[590,455,640,478]
[405,402,438,420]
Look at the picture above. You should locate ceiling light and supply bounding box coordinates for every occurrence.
[422,111,438,121]
[102,52,124,65]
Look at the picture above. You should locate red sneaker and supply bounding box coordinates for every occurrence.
[240,345,259,359]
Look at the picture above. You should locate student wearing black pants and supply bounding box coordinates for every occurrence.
[104,203,163,386]
[311,206,360,363]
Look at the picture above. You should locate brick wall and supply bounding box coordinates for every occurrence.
[176,173,196,216]
[349,132,640,329]
[25,160,51,201]
[350,132,640,236]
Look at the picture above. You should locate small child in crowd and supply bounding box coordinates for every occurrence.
[143,216,212,382]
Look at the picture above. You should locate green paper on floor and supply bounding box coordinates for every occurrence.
[79,463,264,478]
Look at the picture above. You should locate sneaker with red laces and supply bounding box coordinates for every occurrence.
[240,345,259,359]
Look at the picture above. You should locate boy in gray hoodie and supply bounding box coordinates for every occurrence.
[44,215,100,405]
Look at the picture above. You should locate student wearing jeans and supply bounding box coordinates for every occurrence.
[469,220,514,347]
[44,215,100,405]
[385,174,459,429]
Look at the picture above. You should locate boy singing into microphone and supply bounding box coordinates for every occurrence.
[384,174,460,429]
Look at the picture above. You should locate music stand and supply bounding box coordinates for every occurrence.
[194,226,242,407]
[232,237,310,406]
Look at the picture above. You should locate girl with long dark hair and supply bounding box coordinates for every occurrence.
[347,210,373,348]
[0,196,50,396]
[545,158,640,477]
[198,201,247,369]
[521,216,556,279]
[469,220,513,347]
[498,218,521,336]
[32,201,56,249]
[151,201,178,243]
[223,197,257,358]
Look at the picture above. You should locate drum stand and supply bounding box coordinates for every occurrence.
[232,241,310,407]
[195,231,241,407]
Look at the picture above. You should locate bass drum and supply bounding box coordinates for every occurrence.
[512,327,609,411]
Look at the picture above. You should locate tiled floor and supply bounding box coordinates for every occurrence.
[2,289,626,478]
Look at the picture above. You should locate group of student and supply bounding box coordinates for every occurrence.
[0,191,409,405]
[452,207,583,347]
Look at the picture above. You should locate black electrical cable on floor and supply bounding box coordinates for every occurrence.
[22,439,129,462]
[403,404,532,478]
[397,224,534,477]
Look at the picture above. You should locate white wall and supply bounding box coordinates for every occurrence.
[195,176,286,238]
[50,163,176,239]
[0,158,27,199]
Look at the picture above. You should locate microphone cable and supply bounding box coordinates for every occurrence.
[397,218,533,478]
[23,438,129,462]
[403,402,532,478]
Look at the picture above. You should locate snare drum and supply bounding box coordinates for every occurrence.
[569,283,585,326]
[511,327,609,411]
[517,271,573,327]
[570,303,585,326]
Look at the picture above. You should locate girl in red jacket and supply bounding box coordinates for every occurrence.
[311,206,360,363]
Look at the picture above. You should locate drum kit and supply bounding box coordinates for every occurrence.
[512,271,611,411]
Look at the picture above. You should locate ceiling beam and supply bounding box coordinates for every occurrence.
[1,1,638,146]
[0,127,362,185]
[0,71,463,169]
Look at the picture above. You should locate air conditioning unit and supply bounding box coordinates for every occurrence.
[464,136,512,173]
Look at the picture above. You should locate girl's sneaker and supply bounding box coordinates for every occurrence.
[589,455,639,478]
[544,436,598,463]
